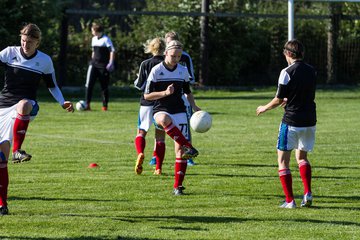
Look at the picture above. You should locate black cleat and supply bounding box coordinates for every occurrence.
[12,149,32,163]
[0,206,9,215]
[181,146,199,160]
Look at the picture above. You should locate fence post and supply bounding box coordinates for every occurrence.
[327,3,341,84]
[199,0,209,86]
[58,8,69,87]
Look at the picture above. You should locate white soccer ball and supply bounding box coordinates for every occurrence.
[190,110,212,133]
[75,100,87,111]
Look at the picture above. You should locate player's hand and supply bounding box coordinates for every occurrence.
[193,106,201,112]
[106,62,114,72]
[63,101,74,112]
[256,106,267,116]
[165,84,174,96]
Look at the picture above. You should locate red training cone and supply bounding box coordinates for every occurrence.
[88,163,99,168]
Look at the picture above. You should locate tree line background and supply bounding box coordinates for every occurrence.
[0,0,359,87]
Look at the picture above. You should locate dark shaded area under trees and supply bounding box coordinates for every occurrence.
[0,0,359,88]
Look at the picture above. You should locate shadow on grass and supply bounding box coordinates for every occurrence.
[316,165,360,170]
[313,175,360,180]
[0,237,153,240]
[310,205,360,211]
[129,215,360,227]
[188,172,278,179]
[315,195,360,201]
[8,196,126,203]
[202,163,278,168]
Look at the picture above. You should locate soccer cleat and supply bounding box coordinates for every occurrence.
[187,158,196,166]
[181,146,199,160]
[149,156,156,165]
[279,200,296,209]
[154,169,162,175]
[173,186,185,196]
[12,149,32,163]
[102,106,108,111]
[135,153,144,175]
[301,192,313,207]
[0,206,9,215]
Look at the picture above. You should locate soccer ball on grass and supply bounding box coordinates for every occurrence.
[190,110,212,133]
[75,100,87,111]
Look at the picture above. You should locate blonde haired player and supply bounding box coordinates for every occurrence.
[144,40,201,195]
[0,23,74,215]
[134,37,166,175]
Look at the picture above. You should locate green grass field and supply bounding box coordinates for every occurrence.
[0,88,359,240]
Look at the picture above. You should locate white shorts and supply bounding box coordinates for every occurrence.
[137,105,153,132]
[153,111,190,141]
[0,100,38,144]
[277,122,316,152]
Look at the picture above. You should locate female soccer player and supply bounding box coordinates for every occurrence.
[134,37,166,175]
[256,39,316,208]
[0,23,74,215]
[149,31,197,166]
[144,40,200,195]
[84,22,115,111]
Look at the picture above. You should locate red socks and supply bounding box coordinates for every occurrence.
[299,161,312,194]
[155,141,165,170]
[134,134,146,155]
[278,168,294,203]
[164,123,191,148]
[12,113,30,153]
[0,152,8,207]
[174,158,187,188]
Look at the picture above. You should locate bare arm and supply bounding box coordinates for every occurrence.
[184,93,201,112]
[109,51,115,63]
[256,97,283,116]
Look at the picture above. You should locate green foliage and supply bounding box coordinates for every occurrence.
[1,0,360,86]
[0,88,359,239]
[0,0,66,52]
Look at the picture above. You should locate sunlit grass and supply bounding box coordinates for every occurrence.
[1,88,359,240]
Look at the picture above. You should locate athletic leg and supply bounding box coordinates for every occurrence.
[99,69,110,110]
[0,142,10,215]
[173,141,187,195]
[155,113,198,160]
[182,95,195,166]
[296,149,313,207]
[278,150,295,206]
[154,129,166,174]
[85,65,96,110]
[12,100,32,163]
